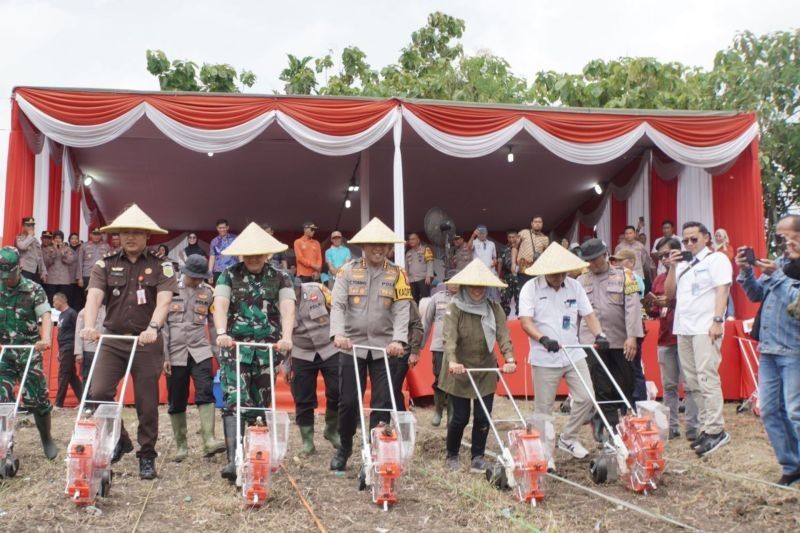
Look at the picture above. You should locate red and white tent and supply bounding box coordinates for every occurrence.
[3,87,765,404]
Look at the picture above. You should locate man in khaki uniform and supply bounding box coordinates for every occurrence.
[577,238,643,441]
[329,217,412,472]
[16,217,47,284]
[81,204,178,480]
[514,216,550,288]
[405,233,434,303]
[289,279,340,456]
[78,229,111,290]
[162,255,225,462]
[449,235,473,271]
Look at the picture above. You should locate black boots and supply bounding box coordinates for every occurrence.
[329,447,351,471]
[33,413,58,460]
[139,457,157,480]
[221,416,238,483]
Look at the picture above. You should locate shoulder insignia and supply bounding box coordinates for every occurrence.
[96,259,106,268]
[393,268,412,301]
[162,261,175,278]
[423,247,434,262]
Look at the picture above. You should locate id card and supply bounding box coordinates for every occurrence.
[137,289,147,305]
[562,315,571,330]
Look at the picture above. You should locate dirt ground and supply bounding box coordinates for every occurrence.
[1,400,798,532]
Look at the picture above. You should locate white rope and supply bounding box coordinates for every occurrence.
[667,456,800,494]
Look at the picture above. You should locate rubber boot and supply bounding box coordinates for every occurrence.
[198,403,225,457]
[221,416,238,483]
[322,410,341,450]
[431,389,446,427]
[330,447,350,472]
[33,413,58,460]
[299,425,316,456]
[170,412,189,462]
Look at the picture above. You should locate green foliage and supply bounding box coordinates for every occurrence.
[279,54,317,95]
[145,49,255,93]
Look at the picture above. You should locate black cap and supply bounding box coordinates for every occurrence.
[41,230,53,239]
[579,238,607,261]
[181,255,211,279]
[22,217,35,225]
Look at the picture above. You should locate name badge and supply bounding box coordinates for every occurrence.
[562,315,571,330]
[137,289,147,305]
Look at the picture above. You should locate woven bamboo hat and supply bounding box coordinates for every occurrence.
[348,217,404,244]
[100,204,168,235]
[525,242,589,276]
[222,222,288,256]
[446,258,507,288]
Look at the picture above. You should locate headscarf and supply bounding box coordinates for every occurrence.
[453,286,496,352]
[184,236,207,259]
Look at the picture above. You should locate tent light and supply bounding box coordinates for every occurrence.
[506,146,514,163]
[353,185,360,192]
[348,185,355,192]
[83,175,94,187]
[207,152,214,157]
[345,198,352,209]
[594,183,603,195]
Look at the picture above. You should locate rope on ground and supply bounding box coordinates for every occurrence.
[281,465,327,533]
[464,440,702,532]
[667,455,800,494]
[414,463,540,533]
[131,436,172,533]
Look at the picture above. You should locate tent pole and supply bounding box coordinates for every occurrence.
[392,117,405,268]
[359,148,370,227]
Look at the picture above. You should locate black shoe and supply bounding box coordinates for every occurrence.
[685,429,699,442]
[695,431,730,457]
[668,428,680,440]
[111,436,134,464]
[690,432,708,449]
[139,457,157,480]
[591,414,605,444]
[777,471,800,487]
[329,448,350,471]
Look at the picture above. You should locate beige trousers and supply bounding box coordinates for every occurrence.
[677,334,725,435]
[532,358,594,442]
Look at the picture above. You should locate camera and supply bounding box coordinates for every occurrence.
[680,251,693,262]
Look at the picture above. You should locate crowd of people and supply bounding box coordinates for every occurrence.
[0,207,797,490]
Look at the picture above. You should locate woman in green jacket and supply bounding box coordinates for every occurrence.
[439,259,516,472]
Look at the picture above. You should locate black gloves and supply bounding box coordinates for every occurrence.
[539,336,561,353]
[594,334,610,351]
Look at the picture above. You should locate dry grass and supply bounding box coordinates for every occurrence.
[0,400,798,532]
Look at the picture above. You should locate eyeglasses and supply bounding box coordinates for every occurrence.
[682,237,700,245]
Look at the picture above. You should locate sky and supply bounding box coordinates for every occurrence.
[1,0,798,222]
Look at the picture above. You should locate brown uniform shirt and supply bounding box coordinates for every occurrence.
[88,249,178,335]
[577,265,643,348]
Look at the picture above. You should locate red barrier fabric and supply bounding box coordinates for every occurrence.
[610,195,627,244]
[2,101,36,246]
[649,166,678,247]
[70,190,81,234]
[713,139,765,319]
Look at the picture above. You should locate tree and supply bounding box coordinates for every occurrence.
[279,54,317,95]
[145,49,255,93]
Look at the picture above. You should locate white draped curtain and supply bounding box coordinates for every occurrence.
[677,166,715,233]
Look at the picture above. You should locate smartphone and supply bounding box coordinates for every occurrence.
[742,247,756,266]
[680,251,693,262]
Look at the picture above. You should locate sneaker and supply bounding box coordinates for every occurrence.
[668,428,681,440]
[690,432,708,449]
[685,429,699,442]
[695,431,730,457]
[547,457,556,473]
[558,436,589,459]
[470,455,487,474]
[445,456,460,472]
[777,472,800,487]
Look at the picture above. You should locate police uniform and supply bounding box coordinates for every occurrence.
[329,256,411,464]
[16,224,47,284]
[42,242,75,304]
[78,238,111,286]
[450,244,473,271]
[405,245,434,302]
[421,288,454,425]
[0,246,57,460]
[390,300,423,411]
[577,263,643,425]
[88,248,179,461]
[290,282,340,452]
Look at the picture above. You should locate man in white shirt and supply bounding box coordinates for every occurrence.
[665,221,732,457]
[470,225,498,301]
[518,243,609,465]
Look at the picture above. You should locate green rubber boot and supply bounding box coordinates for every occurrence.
[299,425,316,456]
[431,389,446,427]
[323,410,341,450]
[198,403,225,457]
[170,412,189,462]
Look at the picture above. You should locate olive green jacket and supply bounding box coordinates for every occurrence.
[438,301,514,399]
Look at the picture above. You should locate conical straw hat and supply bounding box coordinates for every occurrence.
[526,242,589,276]
[100,204,167,234]
[222,222,288,256]
[348,217,403,244]
[446,258,507,288]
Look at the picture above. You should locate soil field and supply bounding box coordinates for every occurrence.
[0,400,797,532]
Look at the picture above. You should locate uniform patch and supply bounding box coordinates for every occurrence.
[394,268,413,301]
[96,259,105,268]
[197,293,208,300]
[162,262,174,278]
[145,268,153,275]
[423,246,434,262]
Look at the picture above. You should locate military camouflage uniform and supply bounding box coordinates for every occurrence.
[214,262,295,417]
[498,245,518,316]
[0,275,52,416]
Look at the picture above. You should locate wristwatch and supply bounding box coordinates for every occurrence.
[148,321,160,331]
[712,316,724,324]
[216,328,227,336]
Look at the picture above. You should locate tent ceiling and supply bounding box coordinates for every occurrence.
[72,114,651,237]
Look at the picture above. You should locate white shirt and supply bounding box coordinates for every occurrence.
[673,247,732,335]
[472,239,496,267]
[518,276,594,367]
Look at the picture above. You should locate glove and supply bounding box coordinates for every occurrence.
[594,334,610,351]
[539,336,560,353]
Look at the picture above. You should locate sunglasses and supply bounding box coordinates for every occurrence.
[682,236,701,245]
